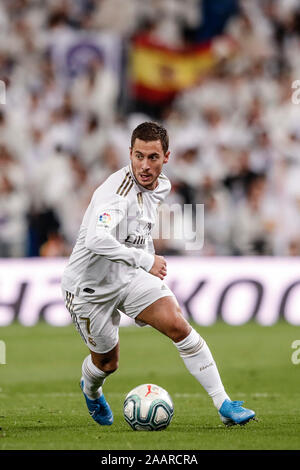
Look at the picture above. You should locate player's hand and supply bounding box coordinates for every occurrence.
[149,255,167,280]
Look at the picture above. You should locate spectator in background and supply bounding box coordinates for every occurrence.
[70,58,119,126]
[79,113,108,169]
[167,146,202,205]
[201,187,233,255]
[0,174,29,257]
[231,175,277,255]
[1,0,300,258]
[40,230,70,257]
[223,149,260,202]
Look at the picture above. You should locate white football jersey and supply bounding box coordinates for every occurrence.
[61,163,171,301]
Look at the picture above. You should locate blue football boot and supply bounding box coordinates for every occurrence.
[80,379,113,426]
[218,399,256,426]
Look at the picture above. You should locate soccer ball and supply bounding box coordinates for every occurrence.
[123,383,174,431]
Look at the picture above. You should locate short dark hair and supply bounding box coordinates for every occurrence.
[131,121,169,154]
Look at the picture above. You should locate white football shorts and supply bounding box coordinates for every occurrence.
[62,268,174,353]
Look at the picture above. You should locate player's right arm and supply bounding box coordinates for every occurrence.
[84,184,155,273]
[149,255,167,280]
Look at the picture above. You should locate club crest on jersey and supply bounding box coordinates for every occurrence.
[98,212,111,227]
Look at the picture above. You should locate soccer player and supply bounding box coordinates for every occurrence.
[61,121,256,427]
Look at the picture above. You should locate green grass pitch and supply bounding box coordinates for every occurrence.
[0,321,299,450]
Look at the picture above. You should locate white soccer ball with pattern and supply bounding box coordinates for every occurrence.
[123,383,174,431]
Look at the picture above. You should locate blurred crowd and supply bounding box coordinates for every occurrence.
[1,0,300,257]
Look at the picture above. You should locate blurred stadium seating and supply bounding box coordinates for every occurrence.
[1,0,300,258]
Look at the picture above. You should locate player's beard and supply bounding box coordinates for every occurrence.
[138,172,158,190]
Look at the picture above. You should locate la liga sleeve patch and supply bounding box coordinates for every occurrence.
[97,212,112,228]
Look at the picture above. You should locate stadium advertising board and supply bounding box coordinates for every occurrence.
[0,257,299,327]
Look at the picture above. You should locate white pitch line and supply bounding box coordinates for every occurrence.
[0,391,284,399]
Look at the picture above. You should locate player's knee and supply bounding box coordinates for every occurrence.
[168,314,191,343]
[103,360,119,375]
[92,356,119,375]
[101,359,119,374]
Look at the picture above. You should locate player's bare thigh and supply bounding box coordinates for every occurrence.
[136,296,191,343]
[89,297,191,370]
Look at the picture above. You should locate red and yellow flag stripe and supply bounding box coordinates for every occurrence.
[129,35,218,102]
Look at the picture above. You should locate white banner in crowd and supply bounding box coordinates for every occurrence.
[50,30,122,77]
[0,257,300,327]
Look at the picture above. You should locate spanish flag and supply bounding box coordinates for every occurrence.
[129,35,218,104]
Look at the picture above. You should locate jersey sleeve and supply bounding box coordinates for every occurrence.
[84,188,154,272]
[146,236,155,255]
